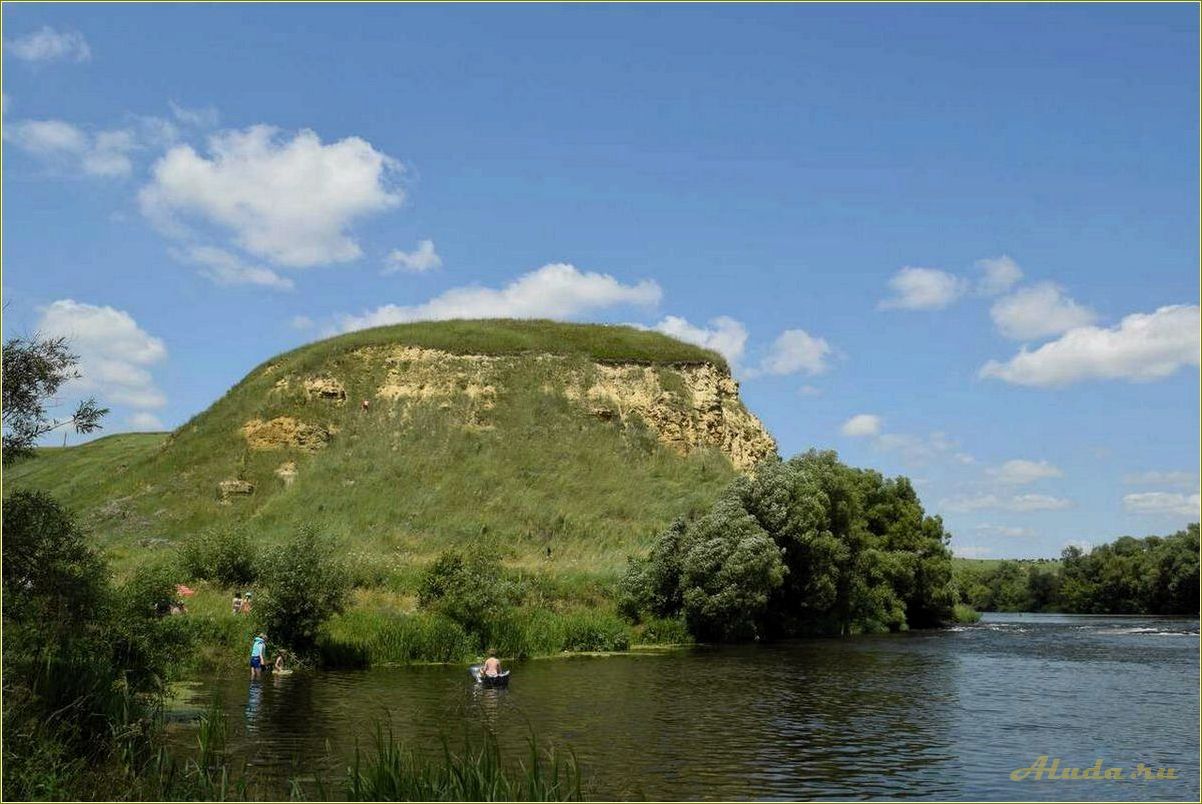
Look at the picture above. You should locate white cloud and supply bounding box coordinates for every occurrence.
[841,414,882,437]
[127,411,165,430]
[4,119,137,177]
[1009,494,1074,512]
[878,267,967,311]
[798,385,822,397]
[939,493,1073,513]
[1123,491,1201,518]
[989,281,1097,340]
[2,92,10,114]
[1124,471,1197,488]
[974,524,1033,538]
[6,26,91,63]
[1062,539,1094,554]
[976,255,1024,296]
[756,329,832,376]
[168,101,219,128]
[140,125,402,268]
[290,315,315,330]
[171,245,294,290]
[988,459,1063,486]
[953,545,993,559]
[651,315,747,367]
[383,239,442,274]
[981,304,1200,387]
[36,300,168,412]
[338,263,662,332]
[875,430,958,466]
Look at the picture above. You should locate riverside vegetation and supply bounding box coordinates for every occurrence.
[7,318,1187,801]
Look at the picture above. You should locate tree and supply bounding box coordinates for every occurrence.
[256,526,351,653]
[620,450,957,640]
[2,334,108,464]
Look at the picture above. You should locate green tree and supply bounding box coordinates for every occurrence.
[621,450,956,640]
[2,334,108,464]
[256,526,351,653]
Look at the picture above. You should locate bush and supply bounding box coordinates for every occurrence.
[256,526,351,654]
[419,544,523,638]
[178,526,259,587]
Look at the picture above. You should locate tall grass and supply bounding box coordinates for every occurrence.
[346,726,582,802]
[320,607,633,667]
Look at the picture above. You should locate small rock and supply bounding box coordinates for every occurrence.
[217,479,255,500]
[275,461,297,486]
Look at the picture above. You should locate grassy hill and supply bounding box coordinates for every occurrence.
[5,320,767,590]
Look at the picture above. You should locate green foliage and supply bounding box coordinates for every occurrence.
[953,524,1199,615]
[1,491,180,800]
[621,450,957,640]
[178,525,260,587]
[951,603,982,623]
[256,526,351,653]
[345,726,583,801]
[2,333,109,465]
[420,545,520,621]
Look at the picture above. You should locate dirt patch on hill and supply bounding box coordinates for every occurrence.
[242,417,333,451]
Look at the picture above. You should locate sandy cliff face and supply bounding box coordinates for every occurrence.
[250,345,777,471]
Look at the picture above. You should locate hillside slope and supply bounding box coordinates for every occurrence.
[6,320,776,580]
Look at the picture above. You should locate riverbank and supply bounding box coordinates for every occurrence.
[172,583,692,674]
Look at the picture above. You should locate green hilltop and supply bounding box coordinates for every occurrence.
[5,320,771,584]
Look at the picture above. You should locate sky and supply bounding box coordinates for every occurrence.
[2,3,1198,559]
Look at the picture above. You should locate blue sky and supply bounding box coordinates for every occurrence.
[3,3,1198,558]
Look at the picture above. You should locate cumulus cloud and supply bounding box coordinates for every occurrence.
[755,329,832,376]
[338,263,662,332]
[651,315,747,367]
[127,411,165,430]
[939,493,1073,513]
[290,315,315,330]
[383,239,442,275]
[841,414,882,437]
[1063,539,1094,554]
[988,459,1063,486]
[1123,470,1197,488]
[6,26,91,63]
[976,255,1024,296]
[989,281,1097,340]
[36,300,168,412]
[140,125,402,268]
[1123,491,1201,518]
[171,245,294,290]
[4,119,138,177]
[878,267,967,311]
[980,304,1200,387]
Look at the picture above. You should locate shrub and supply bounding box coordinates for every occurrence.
[178,526,259,587]
[418,544,522,637]
[256,526,350,654]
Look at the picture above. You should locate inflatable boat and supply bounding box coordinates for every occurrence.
[468,664,511,687]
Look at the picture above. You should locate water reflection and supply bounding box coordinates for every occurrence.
[175,614,1199,801]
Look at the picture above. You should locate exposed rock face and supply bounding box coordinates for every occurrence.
[217,479,254,499]
[303,376,347,404]
[349,345,776,471]
[242,416,333,451]
[566,362,776,472]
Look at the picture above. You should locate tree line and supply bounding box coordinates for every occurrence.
[954,524,1199,615]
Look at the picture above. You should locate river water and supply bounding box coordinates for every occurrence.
[171,613,1200,800]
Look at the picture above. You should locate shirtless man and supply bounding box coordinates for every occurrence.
[482,652,502,677]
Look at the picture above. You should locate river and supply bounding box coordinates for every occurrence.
[170,613,1200,800]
